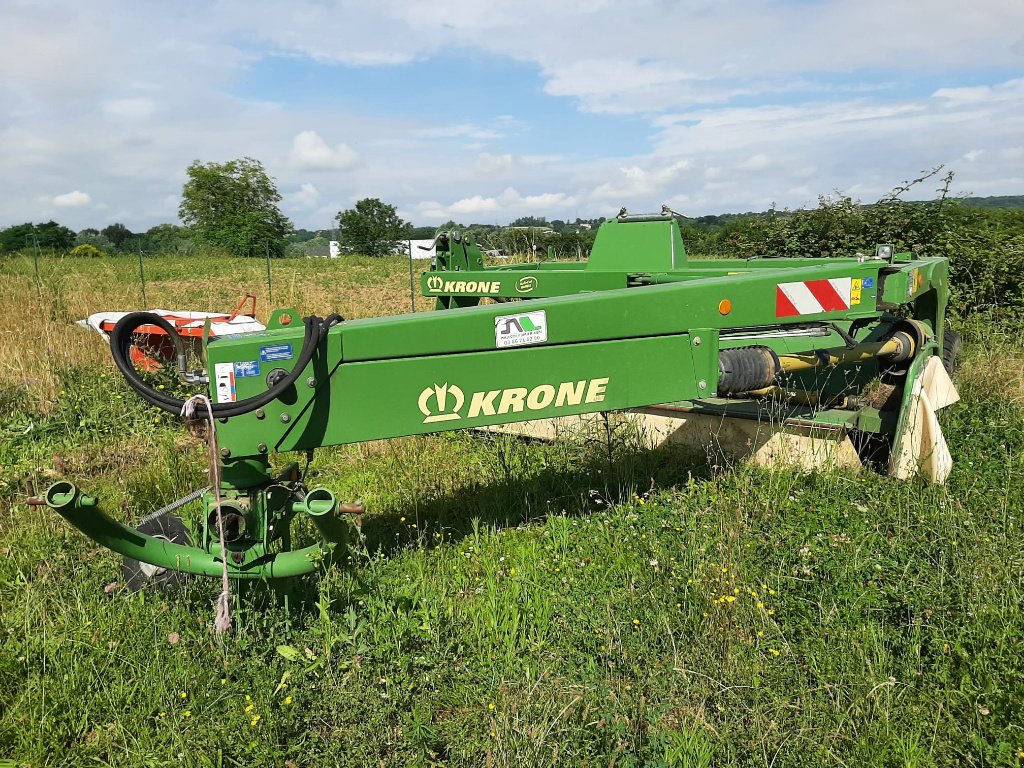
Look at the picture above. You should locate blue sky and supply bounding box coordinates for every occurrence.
[1,0,1022,230]
[234,52,651,158]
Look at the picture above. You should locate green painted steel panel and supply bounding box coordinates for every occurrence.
[421,270,626,298]
[587,218,688,271]
[211,335,698,456]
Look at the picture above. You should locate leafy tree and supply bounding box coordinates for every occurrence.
[510,215,550,228]
[408,225,439,240]
[336,198,410,257]
[143,224,193,254]
[75,230,114,251]
[179,157,291,257]
[101,223,134,250]
[0,221,75,251]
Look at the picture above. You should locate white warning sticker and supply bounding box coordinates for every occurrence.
[494,310,548,349]
[214,362,237,403]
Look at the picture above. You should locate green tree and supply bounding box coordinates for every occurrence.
[336,198,410,257]
[101,223,134,250]
[0,221,75,251]
[143,224,193,255]
[179,157,291,257]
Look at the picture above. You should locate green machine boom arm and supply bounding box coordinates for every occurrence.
[40,213,952,583]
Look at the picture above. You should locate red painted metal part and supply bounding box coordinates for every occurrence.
[99,294,258,372]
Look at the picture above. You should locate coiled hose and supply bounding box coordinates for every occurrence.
[110,311,342,419]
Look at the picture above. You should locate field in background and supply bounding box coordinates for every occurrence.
[1,253,1023,767]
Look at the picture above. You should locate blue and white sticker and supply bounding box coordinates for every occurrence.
[862,277,875,289]
[233,360,260,378]
[260,343,293,362]
[214,362,236,403]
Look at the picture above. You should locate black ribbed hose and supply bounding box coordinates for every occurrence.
[109,311,337,419]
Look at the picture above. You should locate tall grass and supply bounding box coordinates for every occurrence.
[1,252,1022,767]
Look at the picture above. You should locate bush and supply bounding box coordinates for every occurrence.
[69,243,104,258]
[725,176,1024,319]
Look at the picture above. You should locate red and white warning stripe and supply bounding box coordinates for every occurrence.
[776,278,852,317]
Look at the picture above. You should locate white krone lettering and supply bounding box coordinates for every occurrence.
[444,281,455,292]
[556,380,586,407]
[489,283,500,294]
[498,387,528,414]
[468,389,500,417]
[585,377,609,404]
[527,384,556,410]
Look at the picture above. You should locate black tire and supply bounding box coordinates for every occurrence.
[942,328,962,376]
[121,515,192,593]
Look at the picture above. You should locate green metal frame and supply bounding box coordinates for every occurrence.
[44,214,952,581]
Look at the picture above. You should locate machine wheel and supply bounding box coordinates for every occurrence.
[122,515,192,593]
[942,328,962,376]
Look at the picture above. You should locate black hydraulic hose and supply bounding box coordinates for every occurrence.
[109,311,337,419]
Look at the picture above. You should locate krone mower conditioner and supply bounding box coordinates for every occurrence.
[35,210,960,587]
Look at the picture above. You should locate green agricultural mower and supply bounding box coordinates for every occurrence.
[35,210,960,588]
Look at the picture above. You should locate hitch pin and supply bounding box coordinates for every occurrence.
[339,501,365,527]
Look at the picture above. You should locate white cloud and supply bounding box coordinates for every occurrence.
[590,160,693,202]
[475,153,514,175]
[933,78,1024,105]
[418,187,581,223]
[289,131,359,172]
[103,98,156,120]
[288,182,321,209]
[736,154,771,172]
[412,123,507,141]
[52,190,91,207]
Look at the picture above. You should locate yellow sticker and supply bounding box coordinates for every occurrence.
[851,278,862,305]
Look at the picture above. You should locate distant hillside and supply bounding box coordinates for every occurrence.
[957,195,1024,210]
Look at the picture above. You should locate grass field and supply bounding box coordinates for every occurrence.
[1,252,1023,767]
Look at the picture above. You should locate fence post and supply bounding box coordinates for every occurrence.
[31,234,41,299]
[408,239,416,313]
[137,239,148,306]
[265,240,274,304]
